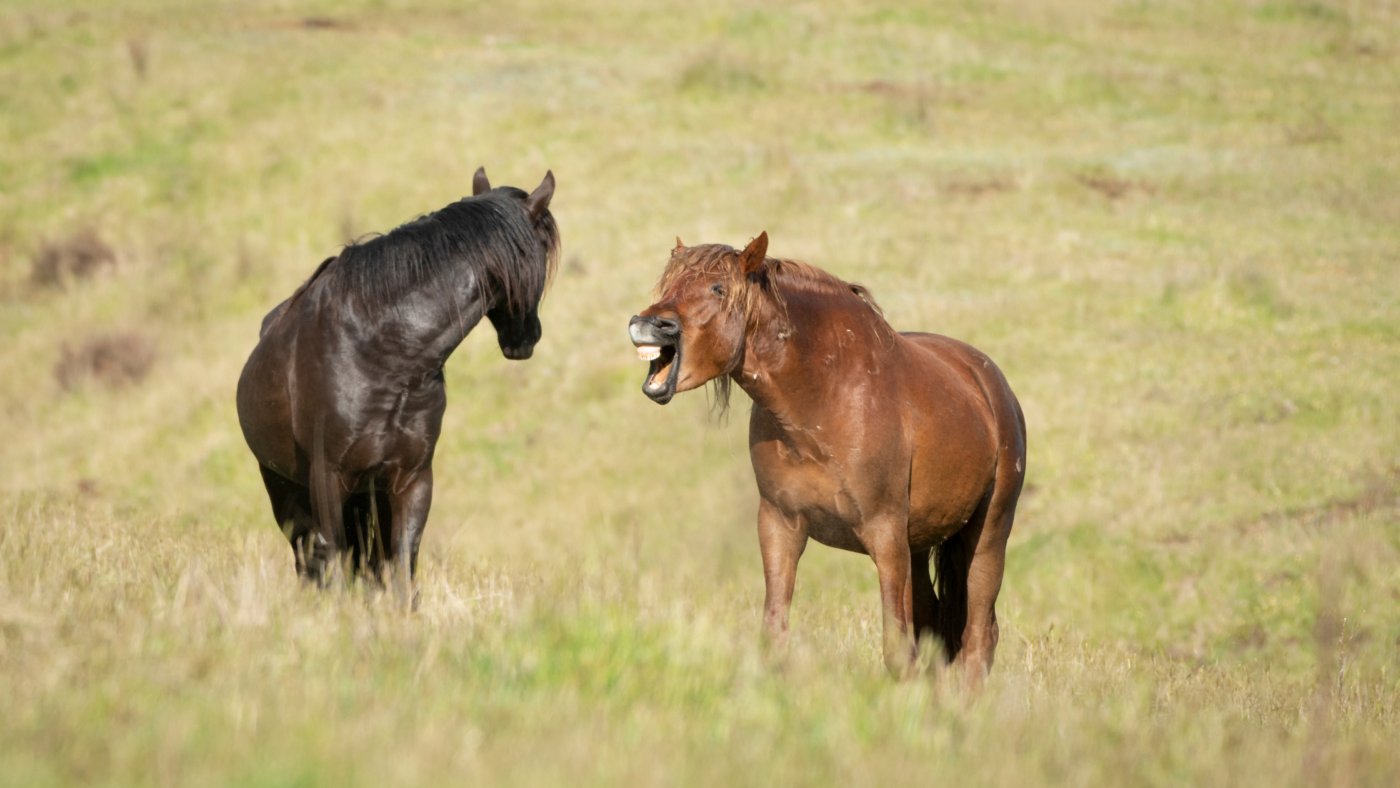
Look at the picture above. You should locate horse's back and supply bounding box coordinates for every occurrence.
[899,331,1023,442]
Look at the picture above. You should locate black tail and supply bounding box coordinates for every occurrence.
[933,533,969,662]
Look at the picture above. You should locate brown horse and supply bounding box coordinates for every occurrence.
[237,168,558,590]
[628,233,1025,687]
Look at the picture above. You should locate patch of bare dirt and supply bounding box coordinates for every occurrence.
[1077,174,1155,200]
[54,332,156,391]
[943,177,1014,198]
[256,17,357,33]
[834,80,970,116]
[301,17,354,31]
[858,80,934,99]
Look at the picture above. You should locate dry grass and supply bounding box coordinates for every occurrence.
[2,495,1396,787]
[1,0,1398,785]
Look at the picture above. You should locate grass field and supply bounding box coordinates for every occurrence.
[2,0,1399,785]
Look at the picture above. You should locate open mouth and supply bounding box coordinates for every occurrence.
[635,342,680,404]
[629,314,682,404]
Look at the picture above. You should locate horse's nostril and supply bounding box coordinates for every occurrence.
[654,317,680,334]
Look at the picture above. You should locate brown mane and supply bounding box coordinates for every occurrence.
[655,242,892,413]
[655,242,889,337]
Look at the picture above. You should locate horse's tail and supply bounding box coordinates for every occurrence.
[308,413,346,584]
[933,531,969,662]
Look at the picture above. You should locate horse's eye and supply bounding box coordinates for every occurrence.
[711,283,725,296]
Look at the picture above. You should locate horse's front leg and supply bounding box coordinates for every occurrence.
[307,450,349,587]
[864,514,917,679]
[757,498,807,657]
[258,464,318,581]
[388,467,433,610]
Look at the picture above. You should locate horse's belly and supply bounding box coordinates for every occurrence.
[805,513,868,553]
[906,437,997,550]
[237,349,303,482]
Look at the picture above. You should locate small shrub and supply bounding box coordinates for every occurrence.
[54,331,157,390]
[126,38,148,79]
[1229,268,1294,320]
[30,228,117,288]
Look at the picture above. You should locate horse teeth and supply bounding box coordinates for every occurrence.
[636,345,661,361]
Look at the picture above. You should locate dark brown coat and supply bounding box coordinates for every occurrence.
[237,169,557,588]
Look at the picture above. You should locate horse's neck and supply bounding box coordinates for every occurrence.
[737,291,892,432]
[361,271,488,372]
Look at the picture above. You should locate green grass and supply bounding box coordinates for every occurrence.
[2,0,1398,785]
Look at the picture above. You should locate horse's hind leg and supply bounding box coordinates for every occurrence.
[339,484,394,584]
[910,548,938,653]
[258,465,317,580]
[342,492,375,580]
[373,484,393,583]
[958,491,1019,693]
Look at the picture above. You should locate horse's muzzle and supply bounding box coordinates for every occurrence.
[629,314,681,404]
[628,314,679,346]
[496,312,542,361]
[500,343,535,360]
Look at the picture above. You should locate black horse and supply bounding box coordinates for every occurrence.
[237,168,558,588]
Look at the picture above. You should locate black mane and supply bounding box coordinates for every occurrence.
[329,188,559,316]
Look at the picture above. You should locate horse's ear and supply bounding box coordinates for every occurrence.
[675,236,685,250]
[739,231,769,275]
[525,170,555,221]
[472,167,491,195]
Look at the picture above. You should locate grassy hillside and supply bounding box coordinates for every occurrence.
[2,1,1398,785]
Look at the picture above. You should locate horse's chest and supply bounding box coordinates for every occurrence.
[332,378,445,475]
[751,442,870,553]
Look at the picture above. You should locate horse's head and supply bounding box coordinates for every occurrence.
[628,232,768,404]
[474,168,557,361]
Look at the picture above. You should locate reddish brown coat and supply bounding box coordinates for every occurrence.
[629,233,1025,685]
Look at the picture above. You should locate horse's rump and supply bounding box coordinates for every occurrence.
[259,255,339,338]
